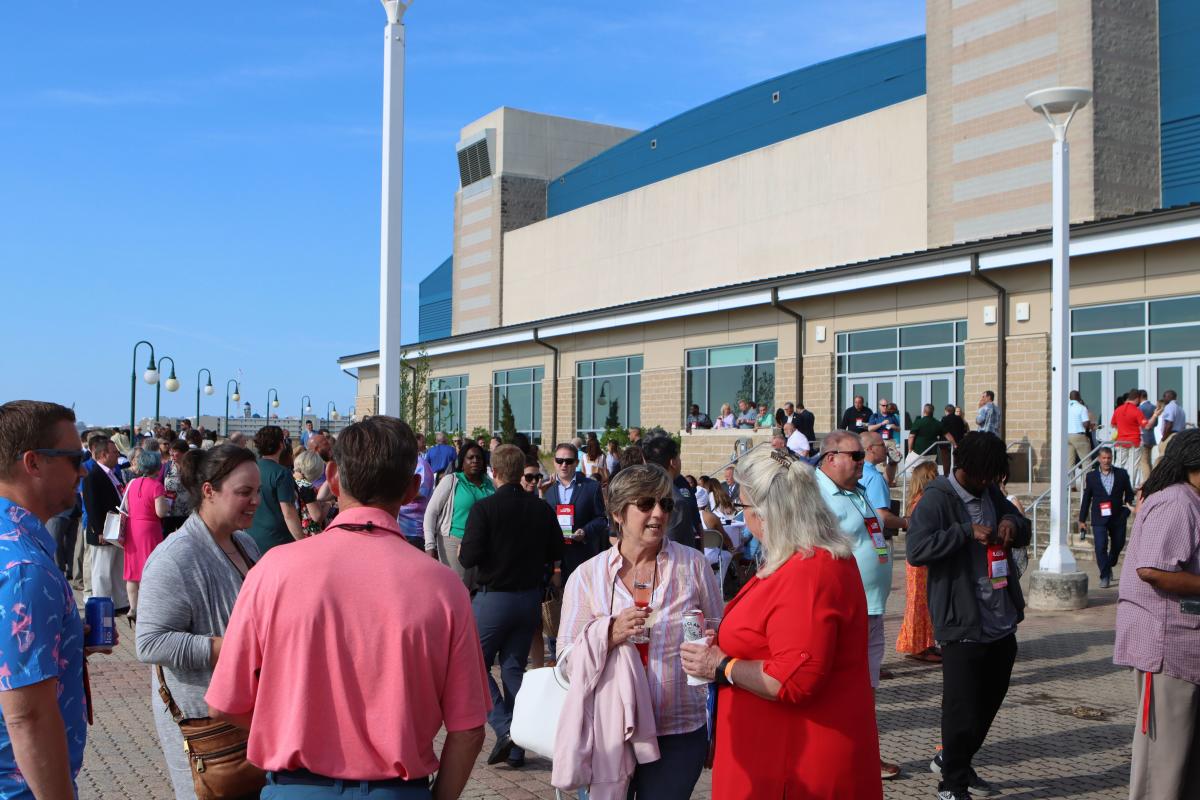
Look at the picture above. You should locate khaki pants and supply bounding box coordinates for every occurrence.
[72,522,90,592]
[1130,670,1200,800]
[1114,444,1138,476]
[1067,434,1092,490]
[1136,445,1155,488]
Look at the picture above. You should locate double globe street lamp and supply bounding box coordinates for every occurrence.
[131,340,158,437]
[155,356,180,425]
[196,368,215,429]
[225,380,241,437]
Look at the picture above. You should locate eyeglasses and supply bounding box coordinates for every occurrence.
[828,449,866,462]
[555,457,577,465]
[26,449,85,469]
[631,496,676,514]
[732,501,755,510]
[522,473,543,483]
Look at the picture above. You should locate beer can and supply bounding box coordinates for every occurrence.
[682,609,708,686]
[85,597,115,648]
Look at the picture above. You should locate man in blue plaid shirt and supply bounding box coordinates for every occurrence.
[976,391,1001,436]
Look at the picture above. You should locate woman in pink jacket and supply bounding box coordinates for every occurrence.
[558,463,723,799]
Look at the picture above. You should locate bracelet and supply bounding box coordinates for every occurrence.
[724,657,740,686]
[714,656,733,686]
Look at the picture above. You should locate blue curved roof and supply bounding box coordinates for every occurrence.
[547,36,926,217]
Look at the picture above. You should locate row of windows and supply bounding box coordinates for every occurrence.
[1071,295,1200,360]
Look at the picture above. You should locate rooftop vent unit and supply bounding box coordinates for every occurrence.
[456,129,496,188]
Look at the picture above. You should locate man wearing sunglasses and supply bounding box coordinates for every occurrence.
[0,401,116,800]
[543,443,610,585]
[643,436,703,551]
[814,430,899,782]
[81,435,130,613]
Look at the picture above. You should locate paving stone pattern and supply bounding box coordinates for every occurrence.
[77,541,1133,799]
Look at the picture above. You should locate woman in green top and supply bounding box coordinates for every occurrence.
[423,440,495,584]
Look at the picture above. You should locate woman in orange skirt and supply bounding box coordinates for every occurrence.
[897,461,940,663]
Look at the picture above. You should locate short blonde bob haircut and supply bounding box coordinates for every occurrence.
[733,444,851,576]
[293,449,325,482]
[606,463,672,535]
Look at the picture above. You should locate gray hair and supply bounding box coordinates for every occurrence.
[821,430,859,458]
[293,449,325,482]
[734,444,852,576]
[135,448,162,476]
[606,464,672,535]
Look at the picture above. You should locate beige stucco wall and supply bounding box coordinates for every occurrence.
[501,97,929,326]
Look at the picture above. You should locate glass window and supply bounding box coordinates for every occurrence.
[1072,302,1143,333]
[900,323,954,347]
[955,345,965,366]
[684,340,777,420]
[428,375,467,433]
[576,356,642,435]
[1149,296,1200,326]
[903,380,922,429]
[1071,331,1145,358]
[836,333,847,352]
[493,367,544,444]
[955,321,967,342]
[709,344,755,367]
[847,351,897,373]
[1150,325,1200,354]
[848,329,896,352]
[931,378,951,417]
[1077,371,1102,420]
[900,347,956,370]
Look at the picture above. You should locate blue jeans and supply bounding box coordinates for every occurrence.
[261,773,431,799]
[579,725,708,800]
[472,587,541,759]
[1092,521,1127,581]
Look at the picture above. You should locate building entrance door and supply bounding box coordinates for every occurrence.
[847,377,895,424]
[1150,358,1199,428]
[1072,363,1145,441]
[847,372,956,453]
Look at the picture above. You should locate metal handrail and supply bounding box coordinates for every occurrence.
[1006,440,1033,498]
[898,441,952,511]
[1025,439,1109,557]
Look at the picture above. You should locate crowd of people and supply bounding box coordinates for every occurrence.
[1,395,1197,800]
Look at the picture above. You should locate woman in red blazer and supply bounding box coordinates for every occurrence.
[682,445,882,799]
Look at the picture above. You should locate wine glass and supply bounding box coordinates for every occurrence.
[629,563,653,644]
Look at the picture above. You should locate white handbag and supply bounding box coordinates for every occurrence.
[102,482,129,546]
[511,646,572,759]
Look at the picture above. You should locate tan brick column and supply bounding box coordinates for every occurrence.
[553,378,576,445]
[773,357,796,412]
[1004,334,1050,481]
[641,367,684,433]
[465,385,492,436]
[803,353,835,434]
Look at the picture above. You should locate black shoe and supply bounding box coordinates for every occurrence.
[114,605,131,617]
[506,755,526,769]
[936,791,971,800]
[931,753,993,797]
[486,734,514,766]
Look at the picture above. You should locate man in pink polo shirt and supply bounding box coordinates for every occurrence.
[206,416,490,799]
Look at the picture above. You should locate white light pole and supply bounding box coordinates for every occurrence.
[378,0,410,417]
[1026,87,1091,589]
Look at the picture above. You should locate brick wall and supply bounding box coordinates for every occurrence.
[774,357,797,410]
[803,352,836,433]
[641,367,684,432]
[553,378,575,444]
[680,430,774,477]
[465,385,492,435]
[965,340,999,408]
[1004,334,1051,481]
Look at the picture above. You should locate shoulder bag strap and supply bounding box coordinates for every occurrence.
[155,665,187,724]
[230,536,259,568]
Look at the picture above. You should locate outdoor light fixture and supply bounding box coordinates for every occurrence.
[144,363,159,385]
[132,340,157,435]
[197,368,214,427]
[155,356,178,425]
[596,380,611,407]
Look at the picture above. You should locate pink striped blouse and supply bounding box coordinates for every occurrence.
[559,539,724,736]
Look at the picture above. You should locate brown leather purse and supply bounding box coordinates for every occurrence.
[156,666,266,800]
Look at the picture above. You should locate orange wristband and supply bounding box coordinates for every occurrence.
[724,657,739,684]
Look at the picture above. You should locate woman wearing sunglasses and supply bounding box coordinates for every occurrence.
[680,444,883,799]
[558,464,722,799]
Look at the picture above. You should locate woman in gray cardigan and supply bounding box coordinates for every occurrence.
[136,445,263,800]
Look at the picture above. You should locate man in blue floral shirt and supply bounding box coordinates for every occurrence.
[0,401,109,799]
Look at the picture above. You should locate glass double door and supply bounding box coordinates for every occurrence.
[1072,358,1199,437]
[848,372,956,446]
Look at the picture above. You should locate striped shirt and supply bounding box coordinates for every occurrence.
[559,539,723,736]
[1114,483,1200,685]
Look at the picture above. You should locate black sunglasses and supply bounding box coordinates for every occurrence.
[522,473,543,483]
[555,457,577,465]
[632,496,676,514]
[27,448,85,469]
[828,449,866,462]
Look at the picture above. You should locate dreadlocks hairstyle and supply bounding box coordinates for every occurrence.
[953,431,1010,484]
[1139,428,1200,500]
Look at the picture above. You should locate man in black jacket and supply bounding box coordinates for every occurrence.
[908,431,1032,800]
[1077,446,1135,588]
[543,442,610,583]
[460,444,563,769]
[642,436,701,550]
[80,435,129,613]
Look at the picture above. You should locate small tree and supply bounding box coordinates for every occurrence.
[469,426,491,442]
[499,395,518,443]
[604,398,621,431]
[398,349,431,431]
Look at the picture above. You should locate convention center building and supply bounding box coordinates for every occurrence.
[339,0,1200,476]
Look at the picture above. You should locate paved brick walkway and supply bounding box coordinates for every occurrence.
[77,541,1133,799]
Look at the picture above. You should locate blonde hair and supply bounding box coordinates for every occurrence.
[293,449,325,482]
[906,461,939,515]
[734,444,852,576]
[606,463,672,535]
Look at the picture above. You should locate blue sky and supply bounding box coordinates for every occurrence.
[0,1,924,427]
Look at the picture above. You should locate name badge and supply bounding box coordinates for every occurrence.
[881,430,890,440]
[989,546,1009,589]
[556,504,575,542]
[864,517,887,563]
[856,418,866,428]
[1099,501,1113,517]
